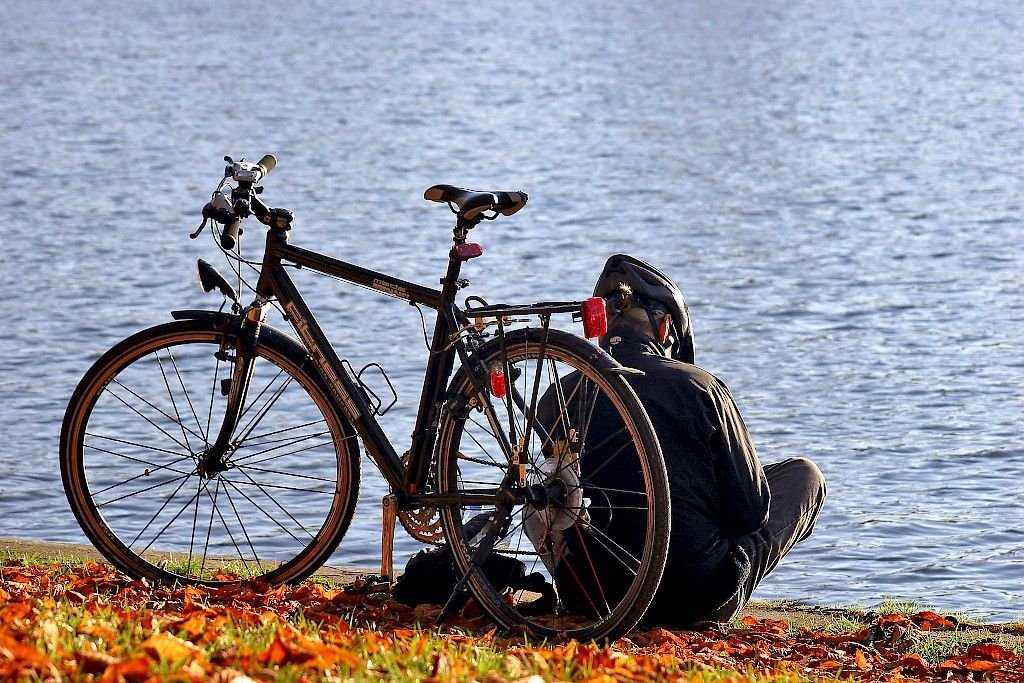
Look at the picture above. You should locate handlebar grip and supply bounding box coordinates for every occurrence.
[221,215,242,249]
[257,154,277,179]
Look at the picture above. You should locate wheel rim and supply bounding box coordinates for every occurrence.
[438,337,662,639]
[66,329,352,584]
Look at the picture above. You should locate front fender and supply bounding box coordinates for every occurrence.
[170,309,305,353]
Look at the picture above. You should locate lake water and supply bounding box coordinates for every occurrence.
[1,0,1021,620]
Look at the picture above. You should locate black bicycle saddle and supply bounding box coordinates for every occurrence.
[424,184,528,221]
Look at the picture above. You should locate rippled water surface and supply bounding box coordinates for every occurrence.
[1,1,1021,619]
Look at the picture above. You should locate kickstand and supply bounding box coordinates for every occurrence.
[381,494,397,584]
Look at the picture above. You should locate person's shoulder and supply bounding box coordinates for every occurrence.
[647,356,720,382]
[641,355,722,389]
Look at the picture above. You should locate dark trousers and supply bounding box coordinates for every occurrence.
[705,457,827,622]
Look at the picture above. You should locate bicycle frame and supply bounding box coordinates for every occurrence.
[222,225,583,512]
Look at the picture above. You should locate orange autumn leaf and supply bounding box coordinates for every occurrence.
[77,619,119,643]
[97,655,151,683]
[258,630,313,667]
[966,642,1012,660]
[76,649,119,676]
[141,631,205,663]
[854,648,870,670]
[896,653,931,675]
[964,658,1002,672]
[0,628,50,670]
[877,613,907,627]
[307,642,363,672]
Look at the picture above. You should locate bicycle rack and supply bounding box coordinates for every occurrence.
[342,360,398,416]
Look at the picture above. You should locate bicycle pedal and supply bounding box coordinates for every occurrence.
[347,575,393,594]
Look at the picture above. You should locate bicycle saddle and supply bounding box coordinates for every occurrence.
[424,184,528,221]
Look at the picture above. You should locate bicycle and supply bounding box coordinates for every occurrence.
[60,155,670,641]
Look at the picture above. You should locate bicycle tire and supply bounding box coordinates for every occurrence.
[60,317,360,586]
[435,328,670,641]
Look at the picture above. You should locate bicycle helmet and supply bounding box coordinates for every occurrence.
[594,254,695,363]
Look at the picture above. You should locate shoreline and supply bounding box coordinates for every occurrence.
[2,536,1020,635]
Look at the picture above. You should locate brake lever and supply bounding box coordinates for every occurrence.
[190,182,233,239]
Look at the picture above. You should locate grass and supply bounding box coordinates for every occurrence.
[3,552,1022,681]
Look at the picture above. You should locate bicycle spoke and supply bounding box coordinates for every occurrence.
[156,350,200,456]
[129,472,200,551]
[206,351,222,445]
[548,527,603,616]
[96,470,194,508]
[86,436,193,462]
[233,367,293,444]
[187,475,204,573]
[105,381,197,452]
[221,472,313,543]
[84,437,194,474]
[200,478,222,577]
[220,477,338,496]
[111,376,208,445]
[560,506,643,573]
[235,465,337,486]
[229,432,332,466]
[166,348,208,444]
[574,483,648,497]
[219,481,264,574]
[572,521,612,615]
[240,418,328,447]
[90,460,193,498]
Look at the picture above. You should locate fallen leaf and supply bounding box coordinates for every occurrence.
[964,658,1002,672]
[966,642,1012,661]
[77,650,119,675]
[142,631,204,663]
[896,653,930,676]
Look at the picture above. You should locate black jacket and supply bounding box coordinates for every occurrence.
[604,325,770,623]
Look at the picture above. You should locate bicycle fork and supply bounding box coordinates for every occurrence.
[198,301,269,478]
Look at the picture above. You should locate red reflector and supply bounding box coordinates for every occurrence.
[453,243,484,260]
[490,367,507,399]
[581,297,607,339]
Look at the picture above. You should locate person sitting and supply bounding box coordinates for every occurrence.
[567,254,828,625]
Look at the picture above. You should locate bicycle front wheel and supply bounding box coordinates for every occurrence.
[436,328,670,641]
[60,318,360,586]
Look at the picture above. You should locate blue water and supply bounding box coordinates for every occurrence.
[1,0,1021,620]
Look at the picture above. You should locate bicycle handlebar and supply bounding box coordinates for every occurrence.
[205,154,278,249]
[221,215,243,250]
[256,154,277,178]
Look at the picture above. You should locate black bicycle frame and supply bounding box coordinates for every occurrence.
[246,226,490,508]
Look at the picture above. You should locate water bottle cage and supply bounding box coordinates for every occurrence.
[342,360,398,416]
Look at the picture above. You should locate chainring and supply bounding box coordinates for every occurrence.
[398,452,444,544]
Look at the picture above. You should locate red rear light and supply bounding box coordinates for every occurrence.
[581,297,607,339]
[490,367,507,398]
[453,243,484,260]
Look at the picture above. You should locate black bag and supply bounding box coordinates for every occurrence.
[393,547,555,615]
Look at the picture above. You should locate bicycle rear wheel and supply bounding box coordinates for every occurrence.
[435,328,669,641]
[60,318,359,585]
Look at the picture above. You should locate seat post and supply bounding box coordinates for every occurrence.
[452,216,478,244]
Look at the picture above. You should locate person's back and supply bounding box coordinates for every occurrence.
[566,254,827,625]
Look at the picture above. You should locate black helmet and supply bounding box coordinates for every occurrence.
[593,254,695,363]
